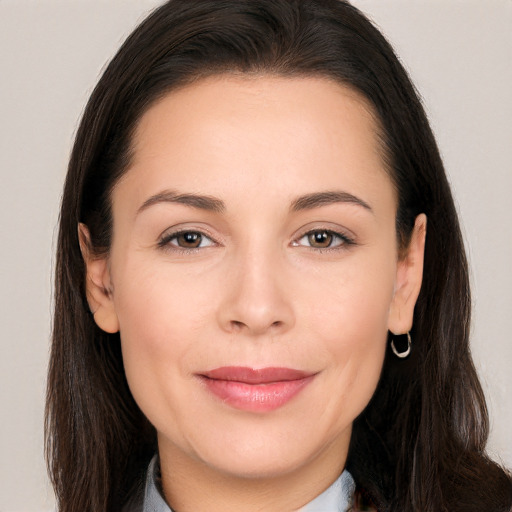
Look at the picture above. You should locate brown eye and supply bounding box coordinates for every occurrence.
[293,229,352,250]
[176,232,203,248]
[307,230,333,248]
[158,230,215,251]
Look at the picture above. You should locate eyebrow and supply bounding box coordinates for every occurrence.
[290,191,372,212]
[137,189,371,215]
[137,190,225,214]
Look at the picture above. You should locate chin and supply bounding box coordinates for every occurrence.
[203,448,312,480]
[183,418,349,481]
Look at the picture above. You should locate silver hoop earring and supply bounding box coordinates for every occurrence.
[390,332,411,359]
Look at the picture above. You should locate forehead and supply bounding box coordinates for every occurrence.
[131,73,383,161]
[115,74,394,215]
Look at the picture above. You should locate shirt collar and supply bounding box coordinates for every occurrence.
[143,455,355,512]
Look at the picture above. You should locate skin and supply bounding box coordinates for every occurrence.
[82,75,426,512]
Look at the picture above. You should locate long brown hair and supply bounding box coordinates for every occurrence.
[46,1,512,510]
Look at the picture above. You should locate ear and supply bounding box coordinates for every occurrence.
[388,214,427,335]
[78,223,120,334]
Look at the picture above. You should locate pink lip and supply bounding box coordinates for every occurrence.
[198,366,315,412]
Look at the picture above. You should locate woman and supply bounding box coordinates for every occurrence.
[45,0,512,511]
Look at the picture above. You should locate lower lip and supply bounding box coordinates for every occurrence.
[199,375,314,412]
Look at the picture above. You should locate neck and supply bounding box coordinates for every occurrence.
[158,431,350,512]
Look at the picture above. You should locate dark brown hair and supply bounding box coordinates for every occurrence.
[46,1,512,511]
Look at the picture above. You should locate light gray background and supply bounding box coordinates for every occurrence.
[0,1,510,510]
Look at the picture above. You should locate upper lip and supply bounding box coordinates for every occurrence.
[200,366,315,384]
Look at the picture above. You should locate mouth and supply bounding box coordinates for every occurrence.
[197,366,316,412]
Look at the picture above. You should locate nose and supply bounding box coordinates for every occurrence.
[217,247,295,337]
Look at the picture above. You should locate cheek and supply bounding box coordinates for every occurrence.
[114,255,213,345]
[302,256,395,417]
[111,259,217,421]
[303,250,396,346]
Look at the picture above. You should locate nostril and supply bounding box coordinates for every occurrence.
[228,319,283,334]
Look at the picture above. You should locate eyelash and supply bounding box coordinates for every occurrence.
[157,229,216,252]
[293,229,355,251]
[157,228,355,253]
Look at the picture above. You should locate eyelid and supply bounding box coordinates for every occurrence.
[291,224,356,250]
[157,224,221,251]
[156,223,356,253]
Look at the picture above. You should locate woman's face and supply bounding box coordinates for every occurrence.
[85,76,424,483]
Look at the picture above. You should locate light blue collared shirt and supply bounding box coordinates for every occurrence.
[143,455,355,512]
